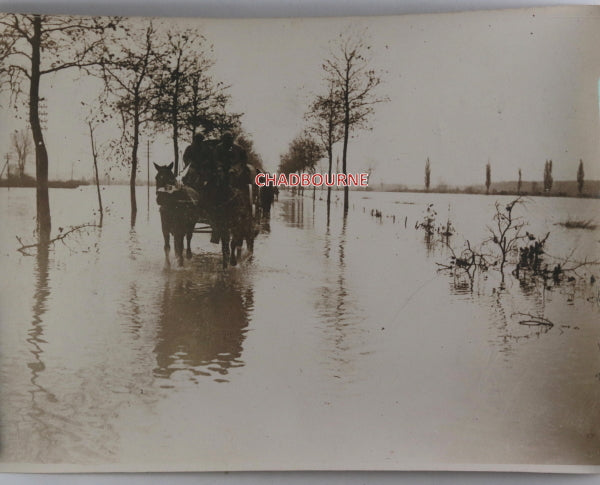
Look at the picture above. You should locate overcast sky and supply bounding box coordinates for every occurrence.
[1,5,599,186]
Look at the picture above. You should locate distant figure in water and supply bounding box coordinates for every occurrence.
[260,183,275,218]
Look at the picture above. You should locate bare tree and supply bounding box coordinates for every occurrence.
[10,128,31,179]
[98,20,162,226]
[577,159,584,196]
[517,168,522,195]
[152,29,196,175]
[151,29,234,174]
[0,14,117,236]
[179,47,239,141]
[486,197,527,282]
[88,121,103,226]
[305,80,343,212]
[485,161,491,195]
[425,157,431,192]
[322,30,388,214]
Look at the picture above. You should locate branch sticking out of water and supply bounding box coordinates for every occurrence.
[16,223,99,255]
[511,312,554,328]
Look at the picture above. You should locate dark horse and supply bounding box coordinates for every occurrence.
[154,163,200,267]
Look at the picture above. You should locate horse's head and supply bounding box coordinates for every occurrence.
[154,163,176,190]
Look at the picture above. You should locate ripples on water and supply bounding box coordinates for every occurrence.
[0,186,598,468]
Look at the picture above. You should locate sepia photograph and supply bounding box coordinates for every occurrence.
[0,5,599,473]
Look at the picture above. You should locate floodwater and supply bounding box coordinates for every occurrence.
[0,186,599,471]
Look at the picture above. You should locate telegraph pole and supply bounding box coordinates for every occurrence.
[147,140,150,216]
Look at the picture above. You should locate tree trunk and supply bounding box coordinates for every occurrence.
[88,122,103,226]
[326,144,333,225]
[342,121,349,214]
[342,70,350,215]
[30,16,51,238]
[172,84,179,174]
[172,116,179,175]
[130,107,140,227]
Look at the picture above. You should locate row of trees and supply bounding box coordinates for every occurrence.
[279,31,388,217]
[423,158,587,195]
[96,20,241,223]
[0,14,245,234]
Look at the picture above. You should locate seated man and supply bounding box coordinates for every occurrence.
[215,131,247,174]
[183,132,211,190]
[260,183,275,218]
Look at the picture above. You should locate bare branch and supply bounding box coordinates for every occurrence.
[512,312,554,328]
[16,224,99,255]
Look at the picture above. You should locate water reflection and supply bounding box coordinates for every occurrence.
[281,196,313,230]
[2,187,599,466]
[128,227,142,261]
[448,271,556,358]
[154,272,252,384]
[314,218,368,383]
[26,242,58,461]
[423,231,435,257]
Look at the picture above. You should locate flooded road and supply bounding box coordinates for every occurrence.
[0,186,599,470]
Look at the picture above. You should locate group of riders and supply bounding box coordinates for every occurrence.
[155,129,277,267]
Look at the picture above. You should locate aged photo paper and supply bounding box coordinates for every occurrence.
[0,5,599,473]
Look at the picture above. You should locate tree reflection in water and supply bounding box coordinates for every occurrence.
[154,271,253,384]
[25,240,57,461]
[314,216,368,385]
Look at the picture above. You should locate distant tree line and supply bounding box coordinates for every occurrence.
[420,157,589,197]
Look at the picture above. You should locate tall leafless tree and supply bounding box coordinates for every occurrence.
[322,30,388,214]
[0,13,117,237]
[10,127,31,178]
[425,157,431,192]
[88,121,103,226]
[305,80,343,213]
[152,29,233,174]
[485,162,491,195]
[182,63,239,141]
[98,20,162,226]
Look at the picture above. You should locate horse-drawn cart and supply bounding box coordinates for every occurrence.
[154,163,259,269]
